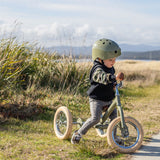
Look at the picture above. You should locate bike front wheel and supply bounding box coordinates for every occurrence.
[54,106,72,139]
[107,116,143,153]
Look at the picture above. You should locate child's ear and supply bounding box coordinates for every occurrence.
[97,58,102,63]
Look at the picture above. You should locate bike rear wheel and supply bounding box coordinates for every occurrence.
[54,106,72,139]
[107,116,143,153]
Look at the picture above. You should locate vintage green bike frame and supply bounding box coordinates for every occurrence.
[99,82,129,137]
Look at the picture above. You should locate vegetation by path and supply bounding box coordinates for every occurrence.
[0,84,160,159]
[0,37,160,159]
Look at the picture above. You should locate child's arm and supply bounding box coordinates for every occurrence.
[92,68,116,85]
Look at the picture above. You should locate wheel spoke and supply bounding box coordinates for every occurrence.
[56,111,67,135]
[113,121,140,148]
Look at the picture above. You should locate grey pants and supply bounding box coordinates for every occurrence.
[78,98,117,135]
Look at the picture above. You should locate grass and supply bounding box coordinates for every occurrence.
[0,37,160,159]
[1,83,160,159]
[122,84,160,135]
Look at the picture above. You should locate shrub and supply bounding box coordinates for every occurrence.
[0,37,90,98]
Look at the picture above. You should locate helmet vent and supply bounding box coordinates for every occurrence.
[115,50,117,53]
[103,42,105,44]
[109,42,111,45]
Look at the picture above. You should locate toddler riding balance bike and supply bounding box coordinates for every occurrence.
[53,72,144,153]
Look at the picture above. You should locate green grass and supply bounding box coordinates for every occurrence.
[0,90,123,159]
[0,84,160,159]
[0,113,112,159]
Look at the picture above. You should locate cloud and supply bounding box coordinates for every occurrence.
[23,23,96,46]
[74,24,90,36]
[0,0,160,47]
[0,20,160,47]
[38,3,85,12]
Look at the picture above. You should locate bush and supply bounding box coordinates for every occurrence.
[0,37,90,98]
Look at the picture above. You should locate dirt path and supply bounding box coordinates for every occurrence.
[130,133,160,160]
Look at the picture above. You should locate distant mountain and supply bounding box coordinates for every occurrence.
[119,44,160,52]
[48,44,160,60]
[48,46,91,57]
[120,50,160,60]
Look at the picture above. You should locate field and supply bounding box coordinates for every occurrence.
[0,38,160,159]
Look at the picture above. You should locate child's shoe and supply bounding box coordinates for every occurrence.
[71,131,82,144]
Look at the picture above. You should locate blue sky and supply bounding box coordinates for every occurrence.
[0,0,160,47]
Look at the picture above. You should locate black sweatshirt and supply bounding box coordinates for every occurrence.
[87,60,115,101]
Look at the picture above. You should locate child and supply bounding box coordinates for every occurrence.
[71,38,121,144]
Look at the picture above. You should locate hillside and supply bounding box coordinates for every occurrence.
[48,46,160,60]
[120,50,160,60]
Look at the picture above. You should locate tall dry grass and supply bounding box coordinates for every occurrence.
[1,36,160,102]
[115,60,160,86]
[77,60,160,87]
[0,37,90,102]
[0,38,31,91]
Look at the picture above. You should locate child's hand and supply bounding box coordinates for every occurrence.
[116,72,124,81]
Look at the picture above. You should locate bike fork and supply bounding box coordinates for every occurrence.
[116,96,129,137]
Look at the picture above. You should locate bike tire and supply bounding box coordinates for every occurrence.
[107,116,143,153]
[54,106,72,139]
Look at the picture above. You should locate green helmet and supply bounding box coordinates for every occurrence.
[92,38,121,60]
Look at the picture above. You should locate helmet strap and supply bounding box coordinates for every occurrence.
[97,58,104,65]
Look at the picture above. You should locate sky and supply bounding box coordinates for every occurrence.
[0,0,160,47]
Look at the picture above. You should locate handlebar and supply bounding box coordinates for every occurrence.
[115,81,123,96]
[116,81,123,88]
